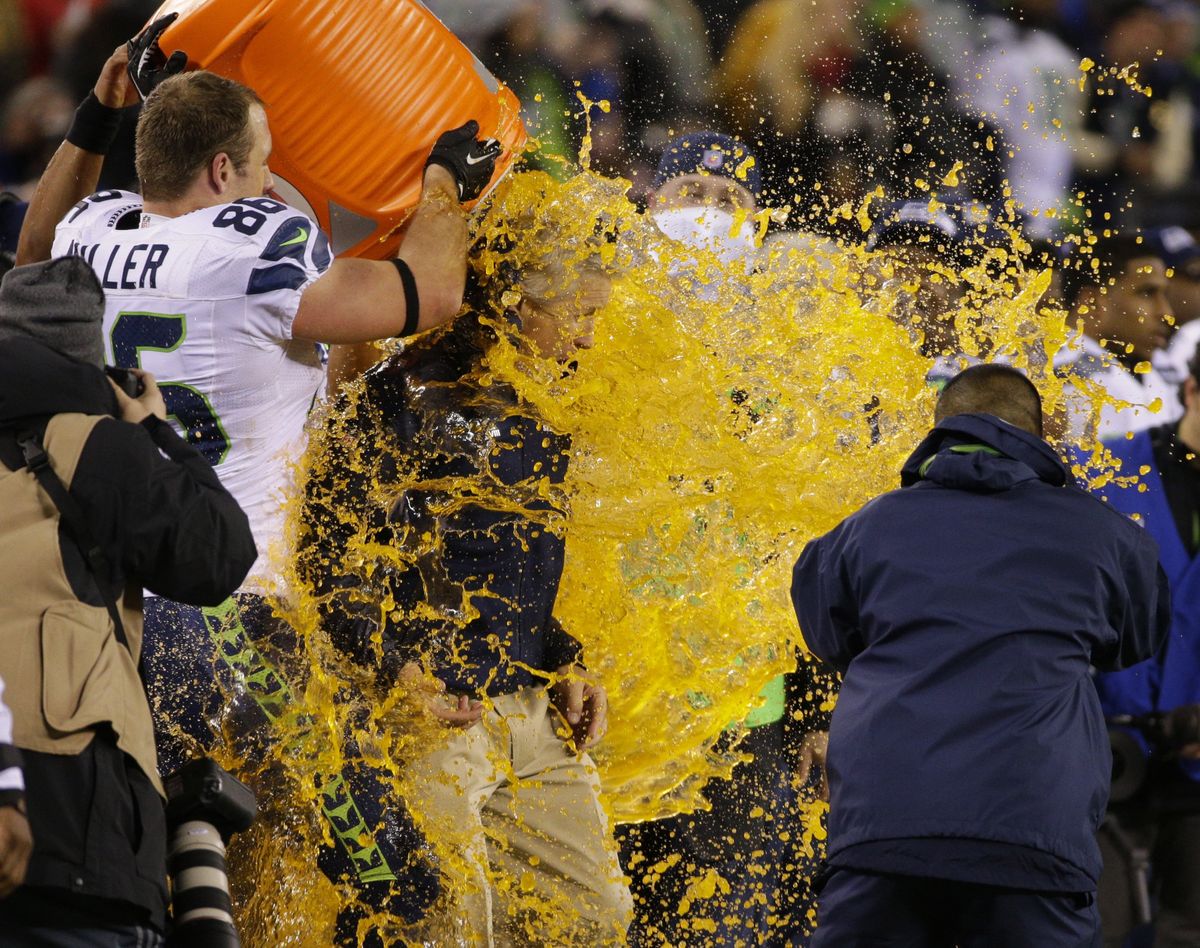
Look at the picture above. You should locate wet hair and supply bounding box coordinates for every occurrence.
[467,172,621,316]
[935,364,1044,437]
[1058,233,1159,308]
[135,71,263,201]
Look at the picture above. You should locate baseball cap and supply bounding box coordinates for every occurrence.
[1146,226,1200,276]
[652,132,762,204]
[868,200,969,264]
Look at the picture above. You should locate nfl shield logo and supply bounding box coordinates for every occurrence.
[702,148,726,171]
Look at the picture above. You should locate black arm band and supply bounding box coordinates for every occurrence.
[391,257,420,337]
[0,743,23,800]
[0,743,21,772]
[65,92,123,155]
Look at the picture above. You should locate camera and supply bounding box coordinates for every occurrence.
[104,365,145,398]
[1103,705,1200,925]
[1108,704,1200,804]
[164,758,257,948]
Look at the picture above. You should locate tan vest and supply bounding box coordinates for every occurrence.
[0,413,162,796]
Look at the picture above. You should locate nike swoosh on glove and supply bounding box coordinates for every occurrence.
[425,120,503,202]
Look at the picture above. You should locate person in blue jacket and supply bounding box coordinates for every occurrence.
[1093,347,1200,948]
[792,364,1171,947]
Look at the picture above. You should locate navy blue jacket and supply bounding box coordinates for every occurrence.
[301,313,582,696]
[792,413,1170,886]
[1092,429,1200,782]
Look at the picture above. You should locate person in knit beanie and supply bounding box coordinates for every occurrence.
[0,253,255,940]
[0,256,105,366]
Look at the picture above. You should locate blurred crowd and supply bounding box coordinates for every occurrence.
[432,0,1199,241]
[0,3,1198,946]
[4,0,1200,239]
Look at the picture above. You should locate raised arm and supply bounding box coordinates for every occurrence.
[17,15,185,266]
[15,47,135,266]
[1096,531,1172,673]
[294,167,467,344]
[293,122,501,346]
[791,524,864,675]
[76,372,257,605]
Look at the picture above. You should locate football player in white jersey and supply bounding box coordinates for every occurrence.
[40,62,501,933]
[1054,234,1182,442]
[52,70,495,579]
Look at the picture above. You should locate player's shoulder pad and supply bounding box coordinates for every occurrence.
[196,197,332,293]
[60,189,143,237]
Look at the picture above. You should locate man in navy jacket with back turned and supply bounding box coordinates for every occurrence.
[792,364,1171,946]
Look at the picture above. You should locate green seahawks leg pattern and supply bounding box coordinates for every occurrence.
[201,597,397,884]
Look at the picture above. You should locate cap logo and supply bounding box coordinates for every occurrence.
[702,148,726,171]
[896,202,958,237]
[1160,226,1195,253]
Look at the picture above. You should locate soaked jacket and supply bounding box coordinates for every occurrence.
[302,313,582,696]
[792,412,1170,887]
[0,337,254,928]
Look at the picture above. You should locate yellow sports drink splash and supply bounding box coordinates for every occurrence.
[129,7,1131,945]
[206,158,1102,945]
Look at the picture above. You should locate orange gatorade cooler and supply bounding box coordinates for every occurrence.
[145,0,527,258]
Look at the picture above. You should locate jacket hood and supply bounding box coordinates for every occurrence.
[900,412,1069,491]
[0,336,117,425]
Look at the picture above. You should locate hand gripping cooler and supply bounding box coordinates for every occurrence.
[144,0,527,258]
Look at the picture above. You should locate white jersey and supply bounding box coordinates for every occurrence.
[53,190,333,588]
[1154,320,1200,385]
[956,19,1081,239]
[1055,334,1182,442]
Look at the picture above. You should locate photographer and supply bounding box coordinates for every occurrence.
[0,257,255,944]
[1094,347,1200,947]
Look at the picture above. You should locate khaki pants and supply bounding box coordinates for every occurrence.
[407,687,632,947]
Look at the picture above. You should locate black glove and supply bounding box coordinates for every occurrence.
[424,120,502,202]
[127,14,188,100]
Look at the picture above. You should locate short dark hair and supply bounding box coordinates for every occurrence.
[135,71,264,201]
[1058,233,1158,308]
[935,364,1044,437]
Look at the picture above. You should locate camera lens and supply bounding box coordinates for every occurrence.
[167,819,241,947]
